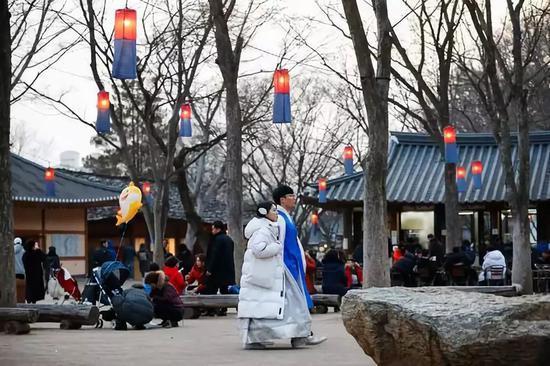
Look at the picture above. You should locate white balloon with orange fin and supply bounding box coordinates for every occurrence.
[116,182,143,226]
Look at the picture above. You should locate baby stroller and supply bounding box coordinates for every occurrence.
[48,267,82,303]
[81,261,153,330]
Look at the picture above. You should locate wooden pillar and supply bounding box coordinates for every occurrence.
[343,208,353,253]
[537,203,550,243]
[477,210,486,261]
[352,210,362,250]
[433,204,446,242]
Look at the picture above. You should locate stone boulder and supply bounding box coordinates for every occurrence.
[342,287,550,366]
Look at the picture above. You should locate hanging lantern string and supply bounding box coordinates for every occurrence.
[125,0,129,8]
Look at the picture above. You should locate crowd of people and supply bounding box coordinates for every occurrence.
[13,237,61,304]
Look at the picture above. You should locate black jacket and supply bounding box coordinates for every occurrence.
[392,253,416,275]
[206,232,235,285]
[322,261,348,296]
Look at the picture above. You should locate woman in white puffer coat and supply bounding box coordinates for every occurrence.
[238,201,311,349]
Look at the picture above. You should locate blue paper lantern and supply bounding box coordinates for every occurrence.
[456,166,467,193]
[471,161,482,189]
[112,9,137,80]
[179,104,192,137]
[44,168,55,197]
[273,69,291,123]
[319,178,327,203]
[96,91,110,133]
[443,126,458,164]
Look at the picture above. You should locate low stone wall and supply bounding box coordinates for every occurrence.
[342,287,550,366]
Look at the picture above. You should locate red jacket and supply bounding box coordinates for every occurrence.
[305,255,317,294]
[186,264,206,293]
[345,263,363,288]
[163,265,185,295]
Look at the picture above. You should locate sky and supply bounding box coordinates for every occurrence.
[10,0,508,167]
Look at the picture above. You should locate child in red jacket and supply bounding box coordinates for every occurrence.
[163,256,185,295]
[185,254,207,293]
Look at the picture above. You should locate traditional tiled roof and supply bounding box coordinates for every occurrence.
[11,154,119,205]
[304,131,550,205]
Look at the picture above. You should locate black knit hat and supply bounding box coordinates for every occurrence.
[256,201,276,218]
[272,184,294,204]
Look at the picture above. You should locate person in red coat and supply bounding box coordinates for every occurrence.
[185,254,207,293]
[305,251,317,295]
[163,256,185,295]
[345,260,363,288]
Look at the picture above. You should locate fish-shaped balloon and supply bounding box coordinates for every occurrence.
[116,182,143,225]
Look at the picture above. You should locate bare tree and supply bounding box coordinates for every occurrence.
[340,0,392,287]
[459,0,550,293]
[388,0,464,252]
[40,0,221,265]
[207,0,271,282]
[0,0,14,307]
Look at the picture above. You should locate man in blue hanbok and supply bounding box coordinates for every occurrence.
[273,185,327,346]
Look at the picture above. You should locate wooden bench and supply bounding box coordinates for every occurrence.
[17,304,100,329]
[181,294,239,319]
[311,294,341,314]
[0,308,39,334]
[180,293,342,318]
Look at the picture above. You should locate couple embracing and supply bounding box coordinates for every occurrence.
[238,185,327,349]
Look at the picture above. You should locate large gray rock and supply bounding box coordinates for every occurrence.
[342,287,550,366]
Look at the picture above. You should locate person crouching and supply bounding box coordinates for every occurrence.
[144,271,184,328]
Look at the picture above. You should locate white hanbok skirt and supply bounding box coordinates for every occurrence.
[239,265,312,345]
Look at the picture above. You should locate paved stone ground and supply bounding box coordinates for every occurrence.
[0,311,375,366]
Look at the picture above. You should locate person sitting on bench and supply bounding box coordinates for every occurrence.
[185,254,207,293]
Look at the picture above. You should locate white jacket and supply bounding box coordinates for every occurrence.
[238,217,285,320]
[479,249,507,281]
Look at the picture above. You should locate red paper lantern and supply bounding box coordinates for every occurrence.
[471,161,483,175]
[318,178,327,191]
[443,126,456,144]
[142,182,151,196]
[97,91,110,110]
[311,212,319,225]
[114,9,137,40]
[343,146,353,160]
[44,167,55,181]
[273,69,290,94]
[180,104,191,120]
[456,166,466,179]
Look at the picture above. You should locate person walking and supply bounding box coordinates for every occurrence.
[137,243,152,278]
[14,237,26,303]
[122,242,136,278]
[22,240,46,303]
[44,246,61,283]
[273,185,327,346]
[239,201,311,349]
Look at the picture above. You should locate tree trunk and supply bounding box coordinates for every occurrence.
[0,0,15,308]
[341,0,392,287]
[224,80,244,284]
[175,168,210,252]
[511,202,532,293]
[17,304,99,325]
[444,163,461,253]
[208,0,244,284]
